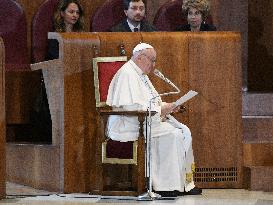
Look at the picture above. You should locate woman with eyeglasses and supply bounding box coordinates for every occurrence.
[176,0,216,32]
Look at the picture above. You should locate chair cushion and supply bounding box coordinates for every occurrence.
[106,139,133,159]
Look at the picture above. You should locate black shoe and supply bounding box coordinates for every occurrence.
[175,191,185,196]
[155,191,177,197]
[183,187,202,195]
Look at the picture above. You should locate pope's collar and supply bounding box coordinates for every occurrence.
[128,59,145,76]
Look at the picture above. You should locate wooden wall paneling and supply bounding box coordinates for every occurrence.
[6,57,62,192]
[9,32,244,193]
[0,38,6,199]
[215,0,248,89]
[141,32,190,124]
[244,143,273,167]
[54,32,100,193]
[5,71,41,124]
[7,32,244,192]
[97,32,142,57]
[248,0,273,91]
[188,32,243,188]
[207,0,220,27]
[7,32,99,193]
[6,144,60,191]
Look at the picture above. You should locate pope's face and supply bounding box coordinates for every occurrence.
[124,1,145,24]
[140,49,156,74]
[187,7,203,30]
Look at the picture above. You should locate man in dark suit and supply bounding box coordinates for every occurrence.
[111,0,156,32]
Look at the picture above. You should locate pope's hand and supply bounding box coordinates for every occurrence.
[161,102,176,117]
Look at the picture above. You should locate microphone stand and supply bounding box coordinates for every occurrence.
[138,96,161,201]
[138,69,180,201]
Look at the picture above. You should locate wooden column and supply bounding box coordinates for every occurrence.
[57,33,100,192]
[0,38,6,199]
[188,32,243,188]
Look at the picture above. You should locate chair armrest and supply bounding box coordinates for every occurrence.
[98,109,157,117]
[97,109,157,142]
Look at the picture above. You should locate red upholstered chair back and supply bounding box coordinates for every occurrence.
[153,0,213,31]
[93,56,127,107]
[0,0,29,70]
[90,0,126,31]
[32,0,59,62]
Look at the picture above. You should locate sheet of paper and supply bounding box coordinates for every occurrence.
[174,90,198,107]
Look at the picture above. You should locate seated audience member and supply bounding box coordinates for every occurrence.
[176,0,216,31]
[106,43,201,197]
[47,0,85,60]
[111,0,156,32]
[32,0,85,141]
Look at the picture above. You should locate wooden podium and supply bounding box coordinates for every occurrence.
[7,32,242,193]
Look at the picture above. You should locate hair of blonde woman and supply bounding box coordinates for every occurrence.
[53,0,85,32]
[182,0,210,20]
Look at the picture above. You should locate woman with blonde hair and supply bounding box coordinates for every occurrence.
[47,0,85,60]
[176,0,216,31]
[53,0,84,32]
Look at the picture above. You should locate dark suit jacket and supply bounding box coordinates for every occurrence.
[111,19,156,32]
[176,23,216,31]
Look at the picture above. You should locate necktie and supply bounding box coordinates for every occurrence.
[133,27,139,32]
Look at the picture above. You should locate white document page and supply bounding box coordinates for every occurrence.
[174,90,198,108]
[166,90,198,128]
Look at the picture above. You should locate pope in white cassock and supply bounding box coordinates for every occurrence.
[106,43,201,196]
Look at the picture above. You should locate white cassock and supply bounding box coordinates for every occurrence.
[106,59,195,192]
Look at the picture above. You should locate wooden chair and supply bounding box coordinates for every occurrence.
[92,54,155,196]
[32,0,59,62]
[90,0,125,32]
[0,0,29,70]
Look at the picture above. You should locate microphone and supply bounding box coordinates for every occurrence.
[153,69,180,95]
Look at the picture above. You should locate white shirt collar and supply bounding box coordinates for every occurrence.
[128,59,144,75]
[127,19,140,32]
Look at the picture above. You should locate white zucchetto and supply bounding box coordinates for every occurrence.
[133,43,154,55]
